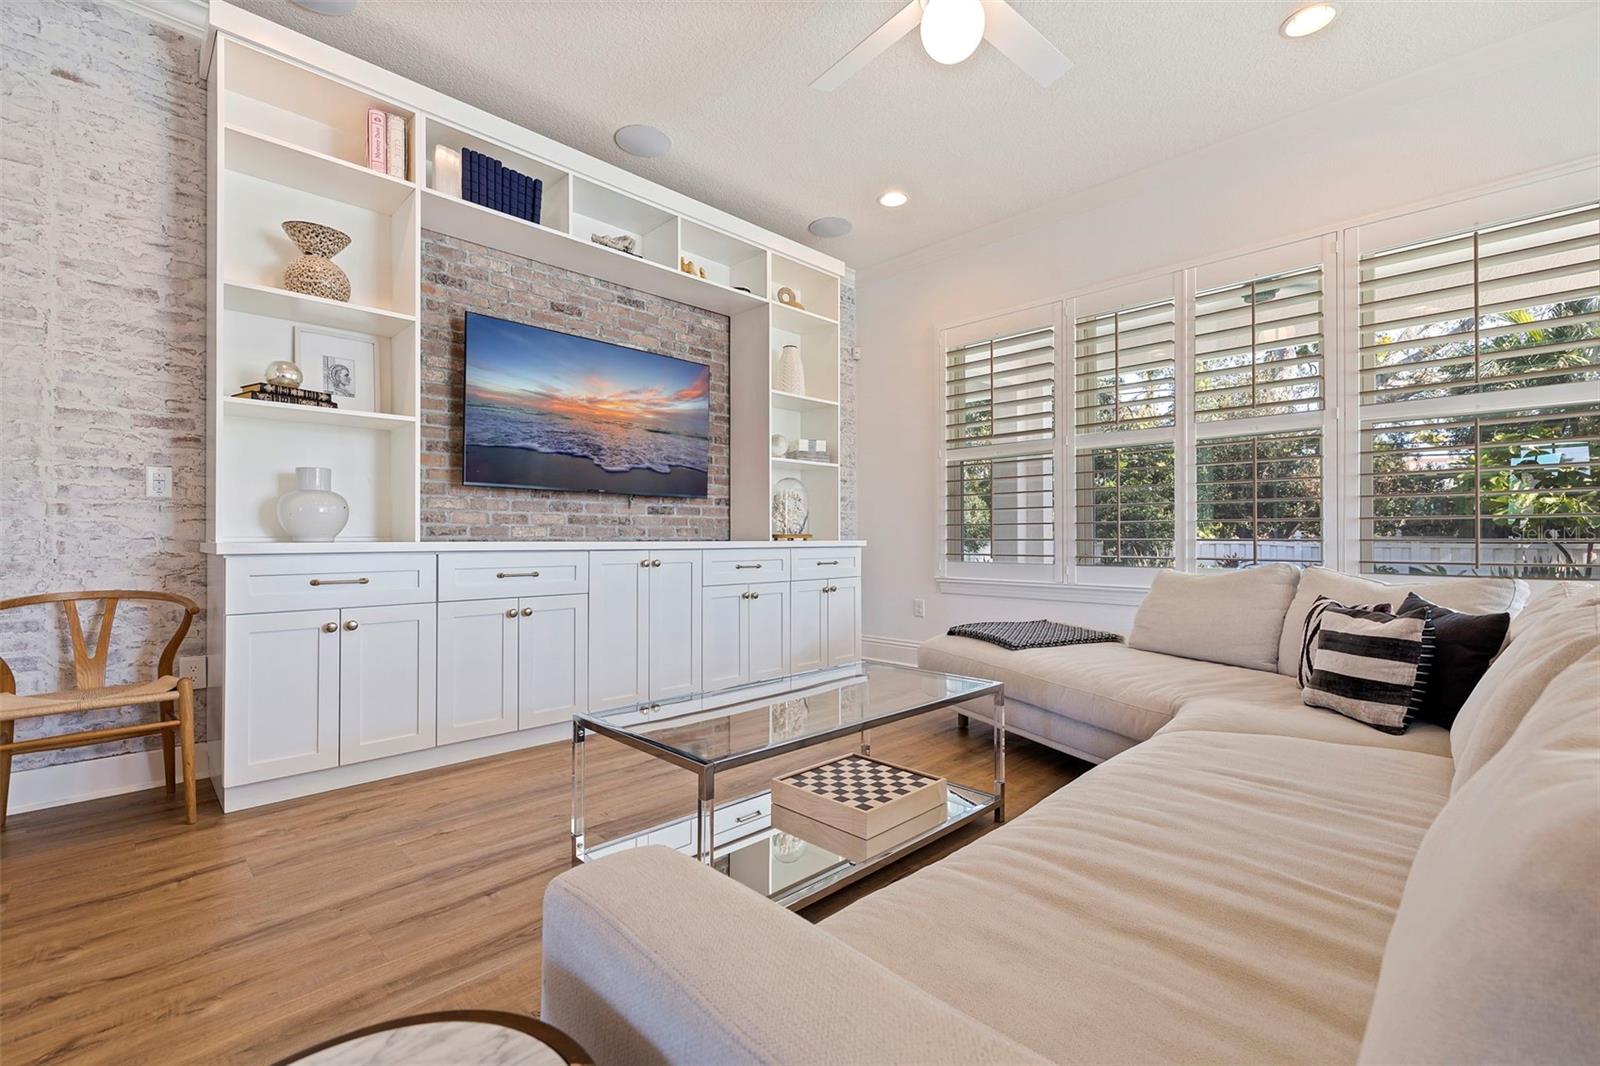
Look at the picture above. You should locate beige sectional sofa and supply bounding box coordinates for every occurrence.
[541,571,1599,1065]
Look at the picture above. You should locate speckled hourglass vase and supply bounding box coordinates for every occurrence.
[281,220,352,302]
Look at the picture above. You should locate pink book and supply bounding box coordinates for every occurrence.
[366,109,387,171]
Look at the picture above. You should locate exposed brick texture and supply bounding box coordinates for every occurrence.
[838,269,859,538]
[419,230,734,541]
[0,2,208,771]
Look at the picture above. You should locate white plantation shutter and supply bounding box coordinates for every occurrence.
[946,453,1055,564]
[1073,300,1177,431]
[1360,406,1599,579]
[945,327,1055,450]
[1073,443,1176,567]
[1195,429,1324,568]
[1358,203,1600,403]
[1194,267,1324,421]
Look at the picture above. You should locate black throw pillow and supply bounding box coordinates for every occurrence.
[1397,592,1510,728]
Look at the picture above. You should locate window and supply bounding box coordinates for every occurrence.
[945,326,1055,449]
[1194,266,1324,421]
[1074,443,1176,568]
[1073,300,1176,431]
[1196,430,1323,568]
[946,454,1055,564]
[1358,203,1599,404]
[1360,406,1598,580]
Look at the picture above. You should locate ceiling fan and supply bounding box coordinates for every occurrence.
[812,0,1071,91]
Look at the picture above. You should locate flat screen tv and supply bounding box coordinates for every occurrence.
[463,311,711,497]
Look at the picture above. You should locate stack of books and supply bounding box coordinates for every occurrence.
[461,147,543,225]
[234,382,337,409]
[366,109,408,179]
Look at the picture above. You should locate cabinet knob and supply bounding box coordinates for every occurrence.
[344,619,359,631]
[751,591,760,599]
[521,607,534,617]
[506,608,518,618]
[640,559,650,568]
[322,622,338,633]
[740,591,750,599]
[651,558,662,567]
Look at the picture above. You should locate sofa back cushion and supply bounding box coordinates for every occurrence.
[1449,593,1599,792]
[1359,647,1600,1066]
[1128,564,1298,672]
[1275,569,1529,677]
[1505,580,1600,645]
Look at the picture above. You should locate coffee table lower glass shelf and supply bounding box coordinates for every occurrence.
[571,662,1005,911]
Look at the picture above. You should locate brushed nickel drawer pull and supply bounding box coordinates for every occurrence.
[322,622,338,633]
[815,560,840,566]
[521,607,534,617]
[309,577,369,587]
[505,608,518,618]
[344,620,359,631]
[734,810,764,824]
[640,559,650,568]
[651,558,662,567]
[496,570,540,579]
[751,592,760,599]
[734,563,762,570]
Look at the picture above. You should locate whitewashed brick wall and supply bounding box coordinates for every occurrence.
[0,2,208,771]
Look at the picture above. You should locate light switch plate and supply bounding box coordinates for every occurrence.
[145,466,173,499]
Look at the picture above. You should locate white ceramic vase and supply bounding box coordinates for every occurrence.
[276,466,350,542]
[774,344,806,395]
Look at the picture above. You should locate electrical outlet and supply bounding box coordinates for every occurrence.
[912,598,926,618]
[178,654,208,688]
[145,465,173,499]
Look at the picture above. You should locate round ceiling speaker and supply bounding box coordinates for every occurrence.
[807,217,852,238]
[614,125,673,158]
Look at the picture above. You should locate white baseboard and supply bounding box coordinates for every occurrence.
[8,745,212,815]
[863,634,921,665]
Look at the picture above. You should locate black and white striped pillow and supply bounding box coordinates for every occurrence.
[1298,596,1392,687]
[1301,603,1435,734]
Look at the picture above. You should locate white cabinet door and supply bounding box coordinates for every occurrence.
[588,550,649,712]
[647,550,701,702]
[746,582,790,683]
[520,593,589,729]
[701,583,747,693]
[790,579,827,675]
[437,598,518,746]
[339,602,437,765]
[825,577,862,668]
[224,609,339,786]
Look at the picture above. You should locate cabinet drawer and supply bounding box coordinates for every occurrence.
[703,548,790,586]
[226,554,436,615]
[792,548,859,579]
[438,551,588,601]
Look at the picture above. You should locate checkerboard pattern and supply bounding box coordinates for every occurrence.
[778,755,941,813]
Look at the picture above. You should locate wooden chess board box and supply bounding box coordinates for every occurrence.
[773,803,949,863]
[770,753,948,838]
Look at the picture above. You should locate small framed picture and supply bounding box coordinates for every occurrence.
[293,325,379,412]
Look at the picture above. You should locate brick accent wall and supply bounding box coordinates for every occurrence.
[419,230,733,540]
[0,2,208,771]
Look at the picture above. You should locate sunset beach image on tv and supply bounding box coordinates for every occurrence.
[463,312,711,496]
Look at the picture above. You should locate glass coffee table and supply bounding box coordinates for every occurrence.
[571,661,1004,910]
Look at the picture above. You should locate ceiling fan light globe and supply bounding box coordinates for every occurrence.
[919,0,986,64]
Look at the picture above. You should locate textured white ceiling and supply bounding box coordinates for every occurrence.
[233,0,1594,268]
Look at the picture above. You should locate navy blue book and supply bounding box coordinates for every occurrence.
[461,148,476,205]
[519,173,532,221]
[532,177,543,225]
[489,157,504,212]
[472,150,487,207]
[501,169,513,217]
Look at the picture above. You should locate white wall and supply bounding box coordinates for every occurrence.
[856,11,1600,651]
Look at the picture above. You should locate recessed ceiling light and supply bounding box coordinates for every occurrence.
[1280,3,1337,38]
[808,217,853,238]
[613,125,672,158]
[878,190,909,208]
[920,0,987,65]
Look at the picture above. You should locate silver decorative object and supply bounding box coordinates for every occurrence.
[770,433,789,457]
[276,466,349,542]
[281,221,352,302]
[590,233,639,256]
[771,476,809,536]
[264,360,304,388]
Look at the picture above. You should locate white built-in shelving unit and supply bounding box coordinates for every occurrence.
[205,2,847,544]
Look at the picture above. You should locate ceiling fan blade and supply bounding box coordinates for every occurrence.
[981,0,1071,87]
[811,0,924,92]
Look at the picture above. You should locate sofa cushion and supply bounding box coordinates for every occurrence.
[1396,592,1509,727]
[1505,580,1600,644]
[1276,569,1529,677]
[823,730,1453,1064]
[918,636,1301,743]
[1449,593,1599,792]
[1158,697,1452,757]
[1300,602,1435,735]
[1129,564,1299,671]
[1359,647,1600,1066]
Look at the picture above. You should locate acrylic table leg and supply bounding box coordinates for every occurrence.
[993,689,1007,823]
[697,766,717,865]
[956,712,970,730]
[859,727,872,757]
[570,721,586,865]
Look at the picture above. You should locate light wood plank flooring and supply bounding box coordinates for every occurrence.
[0,711,1086,1064]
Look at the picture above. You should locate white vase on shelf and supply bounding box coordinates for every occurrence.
[774,344,806,395]
[276,466,350,542]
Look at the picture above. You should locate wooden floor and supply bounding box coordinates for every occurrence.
[0,711,1086,1064]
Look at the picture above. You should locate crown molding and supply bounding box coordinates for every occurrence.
[109,0,208,36]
